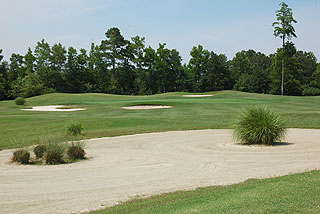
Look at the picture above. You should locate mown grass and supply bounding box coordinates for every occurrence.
[2,91,320,149]
[89,170,320,214]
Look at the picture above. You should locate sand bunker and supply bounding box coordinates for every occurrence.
[183,95,213,97]
[122,105,173,110]
[1,129,320,213]
[22,105,85,112]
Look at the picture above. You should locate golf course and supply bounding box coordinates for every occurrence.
[1,91,320,213]
[1,90,320,150]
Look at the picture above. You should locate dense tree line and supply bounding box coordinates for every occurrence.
[0,27,319,100]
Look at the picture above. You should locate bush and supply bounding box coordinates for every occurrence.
[43,143,66,165]
[15,97,25,105]
[67,142,86,160]
[67,122,83,135]
[233,106,286,145]
[33,145,46,159]
[12,149,30,164]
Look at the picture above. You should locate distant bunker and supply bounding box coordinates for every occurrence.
[22,105,86,112]
[122,105,173,110]
[183,95,213,97]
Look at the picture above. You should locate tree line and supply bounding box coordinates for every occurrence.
[0,27,319,101]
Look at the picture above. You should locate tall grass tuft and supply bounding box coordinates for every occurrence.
[43,142,66,165]
[233,106,286,145]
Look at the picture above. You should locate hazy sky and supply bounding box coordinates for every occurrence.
[0,0,319,62]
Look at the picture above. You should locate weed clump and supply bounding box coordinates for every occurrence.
[15,97,25,105]
[233,106,286,145]
[12,149,30,164]
[67,122,83,135]
[33,145,46,159]
[67,142,86,160]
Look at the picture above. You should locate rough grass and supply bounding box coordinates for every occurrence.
[89,170,320,214]
[2,91,320,149]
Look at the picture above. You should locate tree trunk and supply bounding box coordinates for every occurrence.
[281,37,285,96]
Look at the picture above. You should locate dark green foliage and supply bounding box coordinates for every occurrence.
[43,143,66,165]
[12,149,30,164]
[33,145,46,159]
[233,106,286,145]
[302,87,320,96]
[1,25,319,100]
[231,50,271,94]
[67,142,86,160]
[14,97,25,105]
[67,122,83,135]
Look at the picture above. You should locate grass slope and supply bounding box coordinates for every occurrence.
[89,170,320,214]
[2,91,320,149]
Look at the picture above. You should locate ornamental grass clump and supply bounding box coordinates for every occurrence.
[33,145,46,159]
[67,142,86,160]
[43,143,66,165]
[12,149,30,164]
[233,106,286,145]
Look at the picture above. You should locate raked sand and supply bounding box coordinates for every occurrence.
[22,105,86,112]
[1,129,320,213]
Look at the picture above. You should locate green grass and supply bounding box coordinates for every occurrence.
[2,90,320,149]
[89,170,320,214]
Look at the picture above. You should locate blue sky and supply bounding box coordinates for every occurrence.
[0,0,319,62]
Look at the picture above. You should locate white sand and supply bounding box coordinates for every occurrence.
[22,105,86,112]
[1,129,320,214]
[183,95,213,97]
[122,105,173,110]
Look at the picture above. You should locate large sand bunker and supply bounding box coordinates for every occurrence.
[1,129,320,213]
[183,95,213,97]
[122,105,173,110]
[22,105,86,112]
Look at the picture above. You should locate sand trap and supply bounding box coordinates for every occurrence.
[122,105,173,110]
[183,95,213,97]
[22,105,86,112]
[1,129,320,213]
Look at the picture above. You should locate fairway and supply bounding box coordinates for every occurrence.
[2,91,320,149]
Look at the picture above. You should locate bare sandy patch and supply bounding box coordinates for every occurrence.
[1,129,320,213]
[122,105,173,110]
[183,95,213,97]
[22,105,86,112]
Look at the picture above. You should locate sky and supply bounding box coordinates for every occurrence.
[0,0,319,63]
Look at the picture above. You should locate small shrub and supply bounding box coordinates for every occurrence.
[33,145,46,159]
[12,149,30,164]
[67,122,83,135]
[233,106,286,145]
[15,97,25,105]
[43,143,66,165]
[67,142,86,160]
